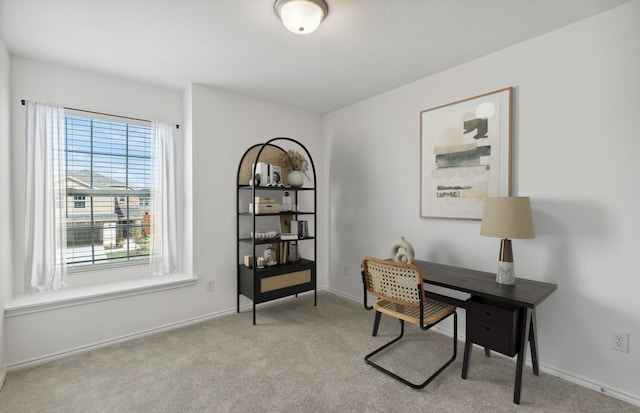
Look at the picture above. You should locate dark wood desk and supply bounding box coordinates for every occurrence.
[413,260,556,404]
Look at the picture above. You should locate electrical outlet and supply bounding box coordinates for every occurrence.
[206,280,215,292]
[343,265,348,277]
[611,330,629,353]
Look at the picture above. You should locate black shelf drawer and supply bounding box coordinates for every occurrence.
[238,259,316,304]
[467,297,521,357]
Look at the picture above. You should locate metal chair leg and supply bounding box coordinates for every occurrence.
[365,312,457,389]
[372,311,382,336]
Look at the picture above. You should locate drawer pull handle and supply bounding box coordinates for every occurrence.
[486,312,491,316]
[485,327,491,331]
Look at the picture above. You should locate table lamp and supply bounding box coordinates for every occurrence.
[480,197,535,285]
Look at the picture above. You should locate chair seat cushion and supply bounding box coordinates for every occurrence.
[374,298,456,326]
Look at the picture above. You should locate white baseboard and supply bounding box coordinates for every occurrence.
[6,289,324,372]
[538,363,640,407]
[0,368,6,391]
[7,306,237,371]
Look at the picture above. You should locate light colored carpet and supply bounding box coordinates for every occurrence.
[0,291,638,412]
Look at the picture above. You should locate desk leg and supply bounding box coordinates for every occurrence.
[461,338,472,379]
[529,309,539,376]
[514,307,533,404]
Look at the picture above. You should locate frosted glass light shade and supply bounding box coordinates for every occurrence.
[275,0,328,35]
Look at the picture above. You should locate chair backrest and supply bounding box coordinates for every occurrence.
[362,256,424,308]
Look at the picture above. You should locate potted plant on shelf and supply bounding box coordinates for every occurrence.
[278,150,310,187]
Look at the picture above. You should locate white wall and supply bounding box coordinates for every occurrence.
[325,0,640,405]
[189,84,326,311]
[4,60,325,367]
[0,32,11,387]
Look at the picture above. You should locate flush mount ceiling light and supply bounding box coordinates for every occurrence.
[274,0,328,35]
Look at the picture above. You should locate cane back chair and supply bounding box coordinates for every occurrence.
[361,256,457,389]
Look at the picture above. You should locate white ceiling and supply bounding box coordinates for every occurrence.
[0,0,632,113]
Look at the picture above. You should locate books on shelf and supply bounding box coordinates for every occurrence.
[280,233,299,240]
[278,242,288,264]
[279,215,293,233]
[251,162,269,187]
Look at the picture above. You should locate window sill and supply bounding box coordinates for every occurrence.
[4,273,198,318]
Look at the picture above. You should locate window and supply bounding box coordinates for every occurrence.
[65,115,152,268]
[25,101,178,293]
[73,195,86,209]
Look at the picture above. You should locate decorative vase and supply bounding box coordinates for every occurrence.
[281,192,292,211]
[263,244,277,266]
[390,236,415,264]
[287,170,304,187]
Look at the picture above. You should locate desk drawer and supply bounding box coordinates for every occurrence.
[468,318,516,356]
[466,297,520,357]
[468,300,514,326]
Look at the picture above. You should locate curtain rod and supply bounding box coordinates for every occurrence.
[21,99,180,129]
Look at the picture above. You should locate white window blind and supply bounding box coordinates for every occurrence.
[65,115,152,267]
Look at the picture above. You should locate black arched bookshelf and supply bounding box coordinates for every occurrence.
[236,138,317,324]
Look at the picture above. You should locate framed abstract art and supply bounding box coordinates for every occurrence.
[420,87,512,220]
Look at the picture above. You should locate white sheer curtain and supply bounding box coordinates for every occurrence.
[24,101,67,293]
[150,121,179,275]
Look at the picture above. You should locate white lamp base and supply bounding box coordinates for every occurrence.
[496,261,515,285]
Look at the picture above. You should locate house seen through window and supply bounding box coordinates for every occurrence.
[65,115,152,267]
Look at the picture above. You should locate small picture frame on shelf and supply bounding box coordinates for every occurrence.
[268,165,282,186]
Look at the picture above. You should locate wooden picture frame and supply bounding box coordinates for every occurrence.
[420,87,512,220]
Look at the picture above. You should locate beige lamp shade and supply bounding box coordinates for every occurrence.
[480,197,535,239]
